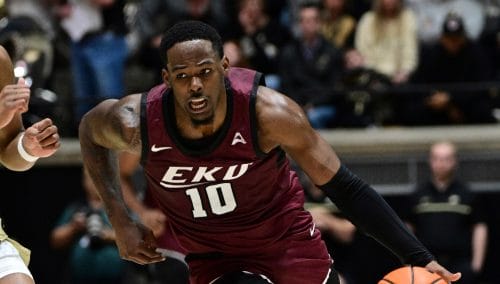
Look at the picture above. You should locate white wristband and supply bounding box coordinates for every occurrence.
[17,132,39,162]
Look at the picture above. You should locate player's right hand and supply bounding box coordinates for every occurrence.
[425,260,461,282]
[113,220,165,265]
[0,78,30,128]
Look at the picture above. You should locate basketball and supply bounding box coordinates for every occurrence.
[378,266,447,284]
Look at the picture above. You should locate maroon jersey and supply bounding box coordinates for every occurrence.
[141,68,314,254]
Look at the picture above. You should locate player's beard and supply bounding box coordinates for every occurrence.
[190,114,214,126]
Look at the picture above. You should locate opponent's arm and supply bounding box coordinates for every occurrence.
[78,94,163,264]
[0,46,59,170]
[0,45,27,169]
[0,118,60,171]
[255,86,461,282]
[0,45,25,129]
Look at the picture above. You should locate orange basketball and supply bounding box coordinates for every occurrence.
[378,266,447,284]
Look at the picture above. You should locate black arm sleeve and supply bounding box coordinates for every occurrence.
[317,165,435,266]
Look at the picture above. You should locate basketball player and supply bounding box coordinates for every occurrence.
[0,45,60,283]
[79,21,461,284]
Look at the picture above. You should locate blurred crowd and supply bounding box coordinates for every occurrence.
[1,0,500,136]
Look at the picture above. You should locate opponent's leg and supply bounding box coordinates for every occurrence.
[0,241,34,284]
[0,273,34,284]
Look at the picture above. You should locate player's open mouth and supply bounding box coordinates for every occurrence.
[189,97,208,113]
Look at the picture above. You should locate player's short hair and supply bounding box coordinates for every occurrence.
[159,20,223,67]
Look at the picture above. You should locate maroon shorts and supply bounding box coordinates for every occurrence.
[187,227,332,284]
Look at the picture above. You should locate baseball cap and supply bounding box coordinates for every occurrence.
[442,12,465,36]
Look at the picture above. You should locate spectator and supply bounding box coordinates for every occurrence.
[50,168,126,284]
[320,0,356,49]
[399,12,495,125]
[354,0,418,85]
[279,1,344,129]
[405,141,488,284]
[406,0,485,45]
[127,0,229,84]
[336,48,393,127]
[233,0,291,89]
[223,40,251,68]
[52,0,129,134]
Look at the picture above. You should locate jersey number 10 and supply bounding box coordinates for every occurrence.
[185,183,237,218]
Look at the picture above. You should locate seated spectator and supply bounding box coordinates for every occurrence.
[406,0,485,45]
[279,1,344,129]
[336,48,393,127]
[223,40,251,68]
[320,0,356,49]
[127,0,229,84]
[354,0,418,85]
[398,12,495,125]
[232,0,291,89]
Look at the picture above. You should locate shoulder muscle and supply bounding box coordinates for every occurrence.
[80,93,142,153]
[255,86,341,185]
[255,86,314,152]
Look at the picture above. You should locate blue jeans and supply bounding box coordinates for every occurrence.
[307,105,336,129]
[71,32,128,122]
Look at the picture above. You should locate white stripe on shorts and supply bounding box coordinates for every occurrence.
[209,271,273,284]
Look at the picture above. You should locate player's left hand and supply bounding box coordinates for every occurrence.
[425,260,461,282]
[22,118,60,158]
